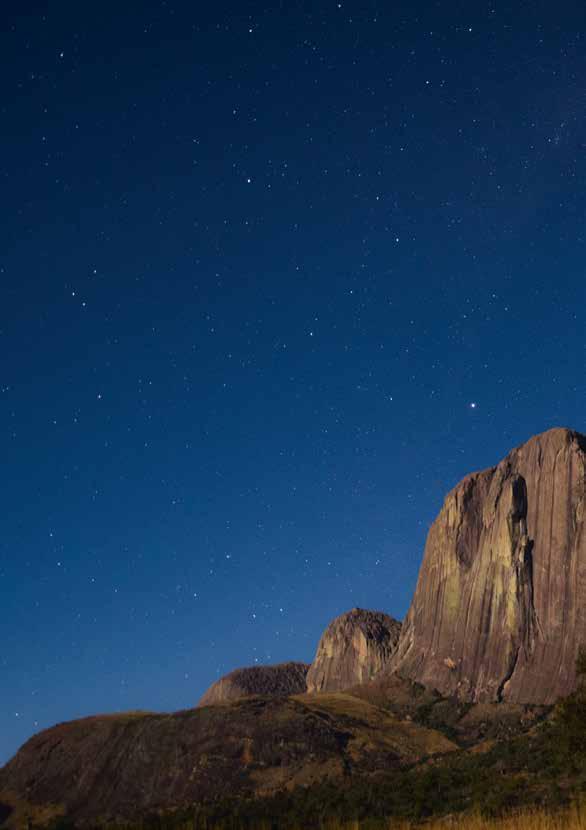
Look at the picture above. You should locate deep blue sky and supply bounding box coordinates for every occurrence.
[2,0,585,763]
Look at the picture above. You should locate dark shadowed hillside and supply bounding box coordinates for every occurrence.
[0,692,456,824]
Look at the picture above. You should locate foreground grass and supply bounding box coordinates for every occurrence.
[315,804,586,829]
[139,805,586,830]
[426,804,586,829]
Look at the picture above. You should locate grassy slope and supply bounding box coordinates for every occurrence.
[0,692,457,826]
[112,686,585,828]
[1,681,586,828]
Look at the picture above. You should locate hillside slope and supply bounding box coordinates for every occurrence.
[0,693,456,824]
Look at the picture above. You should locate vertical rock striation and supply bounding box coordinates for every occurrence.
[391,427,586,704]
[306,608,401,693]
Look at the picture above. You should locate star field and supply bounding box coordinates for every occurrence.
[1,1,585,763]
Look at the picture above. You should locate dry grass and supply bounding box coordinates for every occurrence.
[315,804,586,830]
[424,804,586,828]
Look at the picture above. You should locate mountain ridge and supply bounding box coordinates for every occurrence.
[2,426,585,826]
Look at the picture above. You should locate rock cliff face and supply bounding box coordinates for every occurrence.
[198,662,309,706]
[391,428,586,704]
[306,608,401,693]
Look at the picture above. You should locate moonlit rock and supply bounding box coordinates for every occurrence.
[390,427,586,704]
[306,607,402,693]
[198,661,309,706]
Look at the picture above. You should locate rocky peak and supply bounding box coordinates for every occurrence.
[391,427,586,704]
[198,661,309,706]
[306,607,402,693]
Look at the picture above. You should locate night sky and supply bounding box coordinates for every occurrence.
[2,1,585,764]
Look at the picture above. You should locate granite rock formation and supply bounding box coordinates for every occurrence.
[3,427,584,826]
[306,608,402,693]
[391,427,586,704]
[198,661,309,706]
